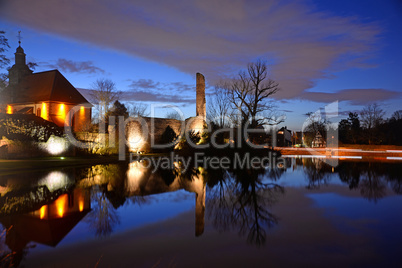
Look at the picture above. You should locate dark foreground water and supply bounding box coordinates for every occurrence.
[0,157,401,267]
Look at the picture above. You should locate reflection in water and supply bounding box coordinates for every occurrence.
[302,158,332,189]
[0,188,90,267]
[291,158,402,202]
[336,161,399,203]
[85,188,120,238]
[37,171,74,193]
[125,160,206,236]
[207,168,284,246]
[0,157,401,266]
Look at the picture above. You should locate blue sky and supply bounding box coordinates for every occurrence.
[0,0,401,130]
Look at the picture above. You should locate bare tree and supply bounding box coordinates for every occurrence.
[0,31,9,70]
[165,111,181,120]
[223,59,283,128]
[128,102,148,117]
[360,103,385,144]
[0,31,10,111]
[207,84,233,128]
[90,78,121,120]
[391,110,402,121]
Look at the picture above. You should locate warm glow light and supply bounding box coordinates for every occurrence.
[78,199,84,212]
[41,102,48,120]
[43,135,69,155]
[38,171,72,192]
[55,194,68,217]
[6,105,12,114]
[40,205,47,219]
[126,161,148,192]
[128,133,145,153]
[59,103,66,120]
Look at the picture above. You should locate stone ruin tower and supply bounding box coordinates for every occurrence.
[196,73,206,120]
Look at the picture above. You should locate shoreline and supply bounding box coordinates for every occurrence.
[1,146,401,175]
[276,147,402,159]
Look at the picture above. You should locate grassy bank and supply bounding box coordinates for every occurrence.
[0,155,123,175]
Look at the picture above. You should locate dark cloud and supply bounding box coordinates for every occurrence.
[128,79,193,94]
[0,0,382,99]
[78,82,195,105]
[298,88,400,105]
[47,58,105,74]
[79,78,196,105]
[127,78,195,104]
[129,79,160,89]
[121,90,194,104]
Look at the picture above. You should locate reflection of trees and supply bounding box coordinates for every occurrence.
[359,171,386,203]
[336,161,402,202]
[302,158,331,189]
[0,225,32,268]
[264,165,287,181]
[207,168,284,246]
[390,179,402,195]
[85,187,120,238]
[383,163,402,195]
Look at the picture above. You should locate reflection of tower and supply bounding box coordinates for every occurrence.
[125,161,207,237]
[196,73,206,120]
[195,184,206,237]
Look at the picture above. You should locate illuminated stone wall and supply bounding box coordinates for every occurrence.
[126,117,183,152]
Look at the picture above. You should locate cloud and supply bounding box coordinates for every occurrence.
[78,78,196,105]
[121,90,194,104]
[127,78,195,104]
[129,79,160,89]
[298,88,400,105]
[0,0,382,100]
[47,58,105,74]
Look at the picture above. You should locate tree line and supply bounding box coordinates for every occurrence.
[339,104,402,145]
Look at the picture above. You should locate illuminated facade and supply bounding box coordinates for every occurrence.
[2,44,92,132]
[125,73,206,152]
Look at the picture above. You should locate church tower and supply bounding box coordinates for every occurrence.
[8,34,33,87]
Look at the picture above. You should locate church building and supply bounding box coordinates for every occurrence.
[1,42,92,132]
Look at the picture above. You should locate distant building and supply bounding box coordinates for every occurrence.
[1,43,92,131]
[312,131,326,147]
[277,126,292,147]
[292,131,304,147]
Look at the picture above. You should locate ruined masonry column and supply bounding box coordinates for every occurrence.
[196,73,206,120]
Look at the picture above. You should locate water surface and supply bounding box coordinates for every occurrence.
[0,157,401,267]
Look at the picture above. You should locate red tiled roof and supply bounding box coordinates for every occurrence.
[7,70,91,105]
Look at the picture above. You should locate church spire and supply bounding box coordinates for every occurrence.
[8,31,33,87]
[18,31,21,46]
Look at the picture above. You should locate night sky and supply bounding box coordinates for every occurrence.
[1,0,401,130]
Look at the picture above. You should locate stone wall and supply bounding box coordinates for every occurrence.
[126,117,184,152]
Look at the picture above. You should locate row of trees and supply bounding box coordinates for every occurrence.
[302,103,402,146]
[339,104,402,145]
